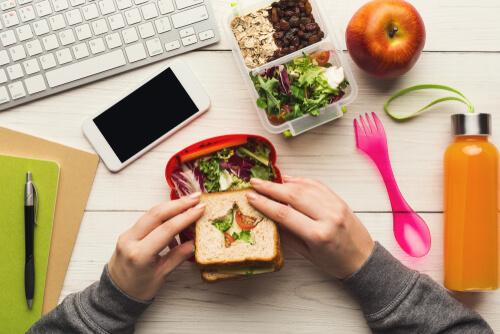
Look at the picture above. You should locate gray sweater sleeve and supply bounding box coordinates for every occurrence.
[28,264,152,334]
[342,242,493,333]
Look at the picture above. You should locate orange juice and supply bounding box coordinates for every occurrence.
[444,113,499,291]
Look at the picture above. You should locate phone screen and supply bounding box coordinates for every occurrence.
[93,67,199,163]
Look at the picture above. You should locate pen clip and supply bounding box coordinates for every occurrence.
[33,182,38,226]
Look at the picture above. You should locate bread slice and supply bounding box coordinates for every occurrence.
[195,189,283,270]
[200,245,284,283]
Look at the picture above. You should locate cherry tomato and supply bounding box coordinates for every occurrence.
[310,51,330,67]
[235,210,257,230]
[224,233,234,248]
[268,114,286,124]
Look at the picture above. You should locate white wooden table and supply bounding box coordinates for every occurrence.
[2,0,500,332]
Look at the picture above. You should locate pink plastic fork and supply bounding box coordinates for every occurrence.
[354,113,431,257]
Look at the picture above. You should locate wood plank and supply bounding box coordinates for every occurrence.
[2,51,497,212]
[206,0,500,52]
[60,211,500,333]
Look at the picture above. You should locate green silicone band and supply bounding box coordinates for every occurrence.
[384,84,475,120]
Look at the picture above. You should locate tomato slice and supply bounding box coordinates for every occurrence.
[310,51,330,67]
[224,233,234,248]
[235,210,257,229]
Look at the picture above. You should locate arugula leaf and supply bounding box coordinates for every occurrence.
[250,165,273,180]
[232,230,252,244]
[237,146,269,166]
[212,212,234,233]
[199,158,221,193]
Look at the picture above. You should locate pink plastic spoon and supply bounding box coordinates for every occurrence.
[354,112,431,257]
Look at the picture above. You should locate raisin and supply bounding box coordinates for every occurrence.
[271,8,279,23]
[280,20,291,31]
[301,11,307,17]
[303,32,313,40]
[275,39,283,48]
[305,23,318,31]
[298,2,305,11]
[273,50,281,57]
[292,35,300,47]
[305,1,312,14]
[274,23,282,31]
[300,17,311,24]
[298,30,304,37]
[290,16,300,27]
[268,56,277,62]
[309,34,320,44]
[285,10,294,17]
[283,47,290,54]
[276,7,283,17]
[272,2,280,7]
[279,0,287,5]
[301,40,309,46]
[298,44,304,50]
[294,7,300,16]
[319,31,325,38]
[289,45,296,52]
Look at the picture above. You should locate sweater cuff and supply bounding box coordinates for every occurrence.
[341,242,418,316]
[79,264,153,332]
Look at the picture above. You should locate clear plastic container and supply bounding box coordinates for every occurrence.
[223,0,358,136]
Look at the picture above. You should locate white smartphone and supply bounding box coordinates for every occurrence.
[83,59,210,172]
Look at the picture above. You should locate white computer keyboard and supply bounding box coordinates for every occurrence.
[0,0,220,111]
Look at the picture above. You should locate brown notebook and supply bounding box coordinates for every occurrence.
[0,127,99,315]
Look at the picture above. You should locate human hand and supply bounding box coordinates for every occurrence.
[246,176,374,279]
[108,193,206,301]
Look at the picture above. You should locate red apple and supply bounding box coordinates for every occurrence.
[345,0,426,79]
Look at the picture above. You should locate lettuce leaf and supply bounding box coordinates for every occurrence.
[199,158,221,193]
[212,212,234,233]
[232,230,252,244]
[251,165,273,180]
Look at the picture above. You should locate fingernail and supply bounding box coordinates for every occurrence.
[251,178,263,185]
[189,192,201,199]
[282,175,293,182]
[194,203,206,210]
[246,192,258,200]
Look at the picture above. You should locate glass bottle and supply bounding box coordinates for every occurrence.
[444,113,499,291]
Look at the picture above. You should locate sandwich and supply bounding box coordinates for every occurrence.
[194,189,284,283]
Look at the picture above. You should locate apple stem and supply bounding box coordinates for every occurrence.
[389,27,398,38]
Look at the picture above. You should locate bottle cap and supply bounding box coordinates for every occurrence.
[451,113,491,136]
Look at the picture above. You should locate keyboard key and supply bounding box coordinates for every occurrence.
[72,42,89,59]
[9,45,27,61]
[115,0,131,10]
[2,11,20,27]
[121,26,137,44]
[82,3,99,20]
[49,14,66,30]
[69,0,84,6]
[40,53,56,69]
[179,26,194,38]
[8,81,26,99]
[174,0,202,10]
[1,30,17,46]
[133,0,147,4]
[145,37,162,56]
[98,0,115,15]
[66,9,83,25]
[164,39,179,51]
[138,22,154,39]
[51,0,68,11]
[56,48,72,64]
[199,29,213,41]
[59,29,75,45]
[35,0,53,17]
[124,43,146,63]
[75,23,92,40]
[23,58,40,74]
[125,8,141,25]
[91,19,108,35]
[141,3,158,20]
[26,40,43,56]
[25,74,47,94]
[89,37,105,54]
[181,34,196,46]
[0,50,9,65]
[7,64,24,80]
[0,86,9,104]
[19,6,36,22]
[157,0,173,14]
[33,19,50,35]
[154,17,171,34]
[104,32,122,49]
[42,34,59,50]
[45,49,126,87]
[0,69,7,83]
[16,25,33,41]
[171,5,207,29]
[108,13,125,30]
[1,0,16,11]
